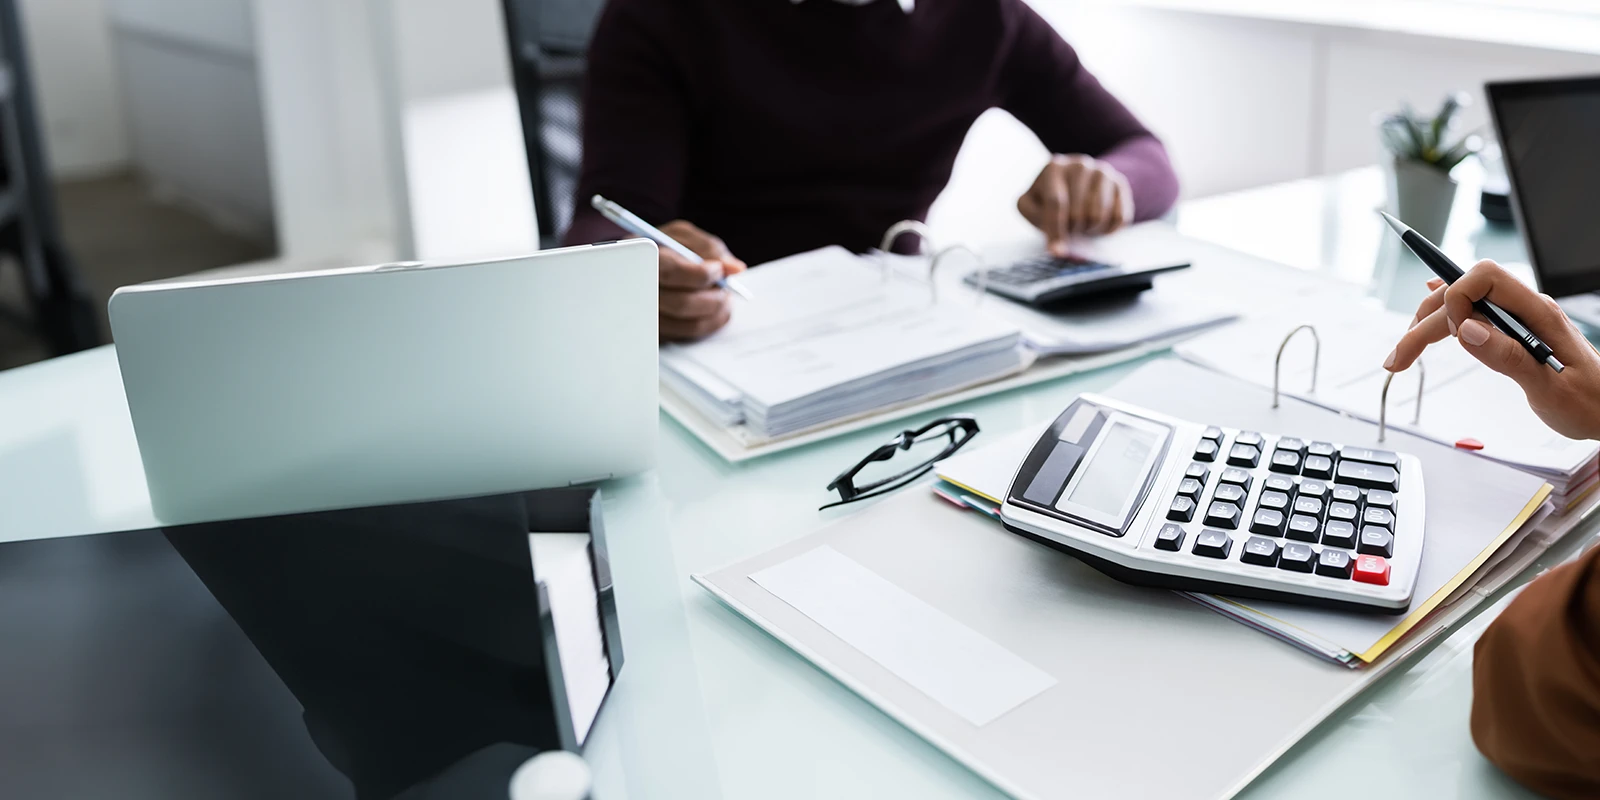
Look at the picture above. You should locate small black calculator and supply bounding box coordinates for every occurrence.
[964,256,1189,307]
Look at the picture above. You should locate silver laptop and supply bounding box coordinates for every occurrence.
[110,240,658,524]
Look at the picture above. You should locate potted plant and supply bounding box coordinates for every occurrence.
[1379,92,1482,243]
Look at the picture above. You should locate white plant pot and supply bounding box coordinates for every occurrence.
[1386,158,1459,243]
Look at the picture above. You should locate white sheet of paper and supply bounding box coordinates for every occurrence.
[1175,303,1599,477]
[750,545,1057,727]
[662,246,1021,411]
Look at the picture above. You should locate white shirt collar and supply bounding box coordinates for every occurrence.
[791,0,915,14]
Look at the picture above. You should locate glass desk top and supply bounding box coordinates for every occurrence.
[0,165,1590,799]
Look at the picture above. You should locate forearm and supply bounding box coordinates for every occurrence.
[1096,134,1179,221]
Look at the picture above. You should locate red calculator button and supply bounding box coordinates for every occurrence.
[1353,555,1391,586]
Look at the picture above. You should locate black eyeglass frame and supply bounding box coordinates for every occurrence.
[821,416,980,510]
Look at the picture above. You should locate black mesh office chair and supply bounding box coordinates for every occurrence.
[502,0,607,250]
[0,0,101,357]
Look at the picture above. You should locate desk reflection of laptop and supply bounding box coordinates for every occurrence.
[0,491,618,800]
[1487,76,1600,328]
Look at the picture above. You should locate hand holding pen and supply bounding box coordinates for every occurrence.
[591,195,753,341]
[1385,259,1600,441]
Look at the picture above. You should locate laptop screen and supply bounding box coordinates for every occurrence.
[1489,77,1600,298]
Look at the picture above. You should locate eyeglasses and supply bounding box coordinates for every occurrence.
[821,416,980,510]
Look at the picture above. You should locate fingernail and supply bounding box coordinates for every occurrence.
[1383,349,1396,370]
[705,260,724,282]
[1049,242,1069,257]
[1447,316,1457,337]
[1460,319,1491,346]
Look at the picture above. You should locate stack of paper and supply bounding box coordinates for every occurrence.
[661,247,1027,438]
[1173,303,1600,505]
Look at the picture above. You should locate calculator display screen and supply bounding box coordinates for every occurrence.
[1068,423,1160,517]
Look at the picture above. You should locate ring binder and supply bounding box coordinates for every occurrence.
[876,219,989,305]
[1272,324,1320,409]
[1378,361,1425,443]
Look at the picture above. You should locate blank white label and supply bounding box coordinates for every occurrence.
[751,545,1056,726]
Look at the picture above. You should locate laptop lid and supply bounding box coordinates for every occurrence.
[109,240,657,524]
[1486,75,1600,299]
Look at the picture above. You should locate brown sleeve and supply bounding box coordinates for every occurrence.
[1471,544,1600,798]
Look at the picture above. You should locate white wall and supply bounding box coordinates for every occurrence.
[18,0,129,178]
[929,1,1600,247]
[104,0,274,237]
[105,0,253,56]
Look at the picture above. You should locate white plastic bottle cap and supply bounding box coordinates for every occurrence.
[508,751,593,800]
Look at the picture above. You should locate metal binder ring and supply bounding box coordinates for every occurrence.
[879,220,936,285]
[929,244,988,306]
[1378,360,1425,443]
[1272,325,1321,409]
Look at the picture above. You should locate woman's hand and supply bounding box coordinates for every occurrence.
[1386,260,1600,440]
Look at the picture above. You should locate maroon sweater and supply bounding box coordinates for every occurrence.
[564,0,1179,266]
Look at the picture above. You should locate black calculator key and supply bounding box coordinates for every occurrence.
[1269,450,1302,474]
[1213,483,1247,506]
[1185,462,1210,482]
[1193,529,1232,559]
[1358,527,1395,557]
[1275,437,1305,454]
[1154,523,1186,552]
[1331,485,1361,505]
[1204,501,1241,529]
[1307,441,1337,458]
[1227,444,1261,468]
[1298,480,1328,500]
[1241,536,1281,567]
[1365,489,1395,510]
[1336,461,1400,492]
[1340,446,1399,467]
[1302,455,1335,480]
[1168,496,1196,522]
[1279,543,1316,572]
[1236,431,1265,448]
[1258,491,1290,512]
[1202,426,1224,442]
[1293,496,1324,518]
[1287,514,1320,542]
[1264,475,1295,495]
[1219,468,1253,490]
[1363,507,1395,529]
[1321,520,1357,549]
[1250,509,1286,537]
[1177,478,1204,500]
[1194,439,1219,462]
[1328,502,1359,524]
[1316,549,1354,579]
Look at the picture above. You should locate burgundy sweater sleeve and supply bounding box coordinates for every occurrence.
[561,0,690,246]
[995,1,1179,221]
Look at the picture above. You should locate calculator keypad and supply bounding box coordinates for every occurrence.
[1152,425,1406,594]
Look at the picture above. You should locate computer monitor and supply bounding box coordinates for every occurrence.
[1486,76,1600,299]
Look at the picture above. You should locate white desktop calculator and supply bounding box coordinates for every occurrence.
[999,394,1426,613]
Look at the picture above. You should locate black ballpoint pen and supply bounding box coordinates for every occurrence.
[1380,211,1564,373]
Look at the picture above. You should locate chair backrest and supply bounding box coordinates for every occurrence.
[502,0,606,248]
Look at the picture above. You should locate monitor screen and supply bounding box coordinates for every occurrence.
[1490,77,1600,298]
